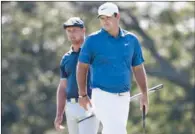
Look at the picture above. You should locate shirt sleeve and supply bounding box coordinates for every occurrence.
[60,57,68,79]
[132,37,145,66]
[79,37,93,64]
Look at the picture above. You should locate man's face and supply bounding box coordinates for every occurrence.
[99,14,119,31]
[65,27,85,44]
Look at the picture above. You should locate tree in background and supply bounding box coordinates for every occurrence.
[1,2,195,134]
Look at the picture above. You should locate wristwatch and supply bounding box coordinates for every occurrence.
[78,94,87,98]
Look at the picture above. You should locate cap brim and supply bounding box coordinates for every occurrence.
[63,24,84,29]
[97,13,113,18]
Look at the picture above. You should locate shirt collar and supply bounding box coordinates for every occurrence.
[101,27,125,38]
[69,46,81,53]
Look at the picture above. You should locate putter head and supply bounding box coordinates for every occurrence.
[77,114,95,123]
[77,103,95,123]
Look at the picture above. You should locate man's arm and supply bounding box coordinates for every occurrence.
[76,61,91,110]
[56,80,67,117]
[132,64,148,94]
[54,79,66,130]
[132,64,149,113]
[77,61,89,96]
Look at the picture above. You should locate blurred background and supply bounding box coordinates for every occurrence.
[1,1,195,134]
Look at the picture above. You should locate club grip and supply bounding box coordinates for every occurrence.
[142,105,146,128]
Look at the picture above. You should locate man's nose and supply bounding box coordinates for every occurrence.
[69,33,75,36]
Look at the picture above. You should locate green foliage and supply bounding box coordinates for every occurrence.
[1,2,195,134]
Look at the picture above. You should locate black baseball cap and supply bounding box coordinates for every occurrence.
[63,17,84,29]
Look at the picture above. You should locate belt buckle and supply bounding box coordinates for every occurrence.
[70,98,76,103]
[118,93,124,96]
[118,92,126,96]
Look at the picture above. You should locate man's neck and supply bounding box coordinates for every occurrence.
[108,27,120,37]
[72,45,81,52]
[72,39,84,52]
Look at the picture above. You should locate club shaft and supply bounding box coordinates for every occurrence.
[78,84,163,123]
[130,84,163,101]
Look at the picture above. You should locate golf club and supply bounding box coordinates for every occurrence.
[77,84,164,123]
[142,105,146,134]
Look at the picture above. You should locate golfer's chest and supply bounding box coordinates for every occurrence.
[95,39,134,59]
[64,55,79,74]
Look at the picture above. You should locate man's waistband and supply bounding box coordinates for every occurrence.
[92,87,130,96]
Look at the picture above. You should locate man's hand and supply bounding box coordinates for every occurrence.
[140,93,149,114]
[54,115,65,131]
[79,96,92,111]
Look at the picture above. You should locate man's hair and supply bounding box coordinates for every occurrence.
[114,13,117,17]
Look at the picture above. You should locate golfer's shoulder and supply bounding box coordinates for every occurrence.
[64,49,73,57]
[122,29,138,39]
[60,50,72,63]
[86,29,103,41]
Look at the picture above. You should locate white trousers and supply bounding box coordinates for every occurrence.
[92,88,130,134]
[65,102,99,134]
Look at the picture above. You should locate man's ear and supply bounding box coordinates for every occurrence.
[83,28,86,33]
[116,13,120,20]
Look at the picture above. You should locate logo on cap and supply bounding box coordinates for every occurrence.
[101,7,107,11]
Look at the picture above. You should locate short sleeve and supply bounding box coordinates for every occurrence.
[60,58,68,79]
[79,37,93,64]
[132,37,145,66]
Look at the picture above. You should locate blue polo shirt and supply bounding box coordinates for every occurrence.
[60,48,91,99]
[79,28,144,93]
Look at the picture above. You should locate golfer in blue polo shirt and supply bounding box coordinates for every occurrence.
[54,17,99,134]
[77,2,149,134]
